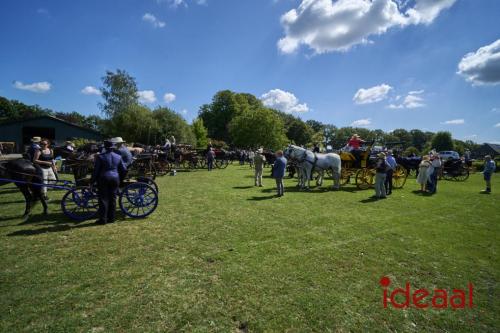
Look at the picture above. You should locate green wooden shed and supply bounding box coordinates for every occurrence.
[0,116,102,152]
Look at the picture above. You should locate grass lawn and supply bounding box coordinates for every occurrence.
[1,165,499,332]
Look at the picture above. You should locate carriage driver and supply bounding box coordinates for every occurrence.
[111,137,133,168]
[91,140,127,225]
[347,134,365,167]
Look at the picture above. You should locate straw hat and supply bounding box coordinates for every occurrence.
[65,141,75,147]
[257,148,263,153]
[31,136,41,143]
[377,152,386,158]
[110,137,125,144]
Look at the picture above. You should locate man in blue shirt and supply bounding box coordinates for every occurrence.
[272,150,287,197]
[91,140,127,224]
[385,150,397,195]
[112,137,133,168]
[482,155,496,193]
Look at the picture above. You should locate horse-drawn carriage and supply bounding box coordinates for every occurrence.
[338,142,408,189]
[440,158,469,181]
[0,152,159,221]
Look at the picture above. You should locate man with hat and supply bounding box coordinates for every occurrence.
[91,140,127,224]
[253,148,266,187]
[64,141,75,153]
[27,136,42,162]
[374,152,390,199]
[111,137,133,168]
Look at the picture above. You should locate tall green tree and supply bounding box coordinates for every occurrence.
[99,69,139,118]
[191,117,209,148]
[286,119,314,145]
[109,104,157,144]
[198,90,241,142]
[152,107,195,145]
[229,108,287,150]
[431,131,454,151]
[410,129,427,151]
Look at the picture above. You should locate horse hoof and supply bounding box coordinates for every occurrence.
[22,214,30,223]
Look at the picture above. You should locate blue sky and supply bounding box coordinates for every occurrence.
[1,0,499,143]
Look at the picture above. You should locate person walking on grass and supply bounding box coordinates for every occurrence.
[253,148,266,187]
[482,155,496,193]
[417,155,431,192]
[272,150,287,197]
[373,152,389,199]
[385,150,397,195]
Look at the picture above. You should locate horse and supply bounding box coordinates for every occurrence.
[0,159,48,220]
[284,145,341,190]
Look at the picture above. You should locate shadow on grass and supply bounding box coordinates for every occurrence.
[233,186,254,189]
[0,200,26,205]
[247,195,276,201]
[0,188,23,194]
[360,197,379,203]
[411,190,433,196]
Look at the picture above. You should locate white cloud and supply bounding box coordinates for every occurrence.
[441,119,465,125]
[261,89,309,113]
[457,39,500,85]
[278,0,456,54]
[180,109,188,115]
[142,13,165,28]
[387,90,425,109]
[350,118,371,127]
[13,81,51,93]
[138,90,157,103]
[163,93,176,103]
[81,86,101,96]
[464,134,477,139]
[353,83,392,104]
[494,123,500,128]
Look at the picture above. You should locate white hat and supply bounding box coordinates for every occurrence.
[31,136,41,143]
[257,148,264,153]
[111,137,125,144]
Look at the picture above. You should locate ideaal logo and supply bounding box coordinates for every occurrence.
[380,276,474,309]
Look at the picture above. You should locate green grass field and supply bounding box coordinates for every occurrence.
[1,165,499,332]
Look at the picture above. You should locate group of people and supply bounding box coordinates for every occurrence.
[373,150,397,199]
[26,136,60,200]
[251,148,287,197]
[416,152,442,194]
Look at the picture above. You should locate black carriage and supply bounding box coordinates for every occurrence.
[441,158,469,181]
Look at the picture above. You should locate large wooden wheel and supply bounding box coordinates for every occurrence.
[355,168,375,190]
[392,165,408,189]
[340,168,351,185]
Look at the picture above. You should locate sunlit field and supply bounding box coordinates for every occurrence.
[1,165,499,332]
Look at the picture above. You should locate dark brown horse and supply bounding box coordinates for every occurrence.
[0,159,48,221]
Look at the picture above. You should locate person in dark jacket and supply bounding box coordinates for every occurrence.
[272,150,287,197]
[373,152,389,199]
[91,140,127,224]
[206,148,215,171]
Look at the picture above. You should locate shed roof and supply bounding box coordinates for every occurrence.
[0,115,101,135]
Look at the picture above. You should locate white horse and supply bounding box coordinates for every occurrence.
[284,145,341,190]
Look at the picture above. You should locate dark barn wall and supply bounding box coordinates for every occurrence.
[0,117,102,152]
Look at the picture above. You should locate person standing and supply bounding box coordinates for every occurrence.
[482,155,496,193]
[27,136,42,162]
[272,150,287,197]
[385,150,397,195]
[91,140,127,224]
[112,137,133,168]
[374,152,388,199]
[253,148,266,187]
[33,140,57,200]
[206,147,215,171]
[427,153,442,194]
[417,155,431,192]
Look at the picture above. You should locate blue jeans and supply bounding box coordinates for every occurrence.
[375,173,386,198]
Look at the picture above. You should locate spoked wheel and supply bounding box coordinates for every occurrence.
[61,187,99,221]
[453,168,469,181]
[355,168,375,190]
[392,165,408,189]
[215,159,229,169]
[119,182,159,218]
[136,177,159,194]
[340,169,351,186]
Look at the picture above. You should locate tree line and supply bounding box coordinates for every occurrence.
[0,69,481,155]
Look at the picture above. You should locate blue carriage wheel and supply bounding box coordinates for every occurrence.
[61,187,99,221]
[136,176,159,194]
[119,182,158,219]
